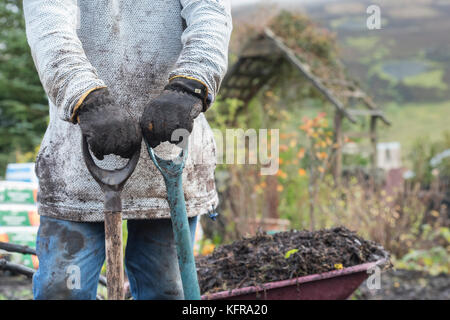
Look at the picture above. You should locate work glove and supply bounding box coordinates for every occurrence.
[140,77,211,148]
[74,87,142,160]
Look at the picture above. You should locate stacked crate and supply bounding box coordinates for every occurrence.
[0,163,39,269]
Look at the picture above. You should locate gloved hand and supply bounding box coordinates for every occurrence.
[140,77,210,148]
[74,87,142,160]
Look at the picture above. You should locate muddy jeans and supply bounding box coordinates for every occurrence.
[32,215,197,300]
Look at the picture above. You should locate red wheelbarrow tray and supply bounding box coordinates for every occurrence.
[201,258,387,300]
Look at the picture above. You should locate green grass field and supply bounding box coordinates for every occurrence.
[379,100,450,164]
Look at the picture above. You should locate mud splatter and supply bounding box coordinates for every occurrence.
[60,230,85,259]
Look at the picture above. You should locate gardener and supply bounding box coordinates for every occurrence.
[23,0,232,300]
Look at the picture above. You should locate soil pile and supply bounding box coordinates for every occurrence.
[196,226,389,294]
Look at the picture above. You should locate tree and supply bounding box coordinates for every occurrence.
[0,0,48,176]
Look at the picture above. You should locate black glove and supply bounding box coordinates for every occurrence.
[140,77,211,148]
[75,88,142,160]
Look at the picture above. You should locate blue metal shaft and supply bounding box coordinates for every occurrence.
[145,142,201,300]
[163,173,201,300]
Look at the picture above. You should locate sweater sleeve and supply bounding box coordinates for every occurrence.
[23,0,106,122]
[169,0,233,102]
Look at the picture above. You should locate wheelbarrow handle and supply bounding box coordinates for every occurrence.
[145,140,201,300]
[81,135,141,300]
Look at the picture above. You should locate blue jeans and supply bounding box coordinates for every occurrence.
[32,215,197,300]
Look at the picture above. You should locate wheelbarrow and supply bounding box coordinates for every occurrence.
[82,135,140,300]
[145,140,201,300]
[202,258,388,300]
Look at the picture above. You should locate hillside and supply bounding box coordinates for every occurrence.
[231,0,450,162]
[233,0,450,103]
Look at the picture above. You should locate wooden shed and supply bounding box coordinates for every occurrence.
[219,28,391,179]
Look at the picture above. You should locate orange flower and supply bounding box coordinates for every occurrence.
[300,118,313,132]
[316,152,328,160]
[317,112,327,119]
[276,169,287,179]
[289,139,296,148]
[317,140,326,148]
[280,144,289,152]
[297,148,305,158]
[277,185,284,192]
[298,168,306,176]
[201,243,215,256]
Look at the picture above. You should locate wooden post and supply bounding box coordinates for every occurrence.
[264,174,279,219]
[370,116,378,175]
[333,111,343,184]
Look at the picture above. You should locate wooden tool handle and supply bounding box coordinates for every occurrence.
[81,135,140,300]
[104,211,124,300]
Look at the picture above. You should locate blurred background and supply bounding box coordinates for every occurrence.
[0,0,449,299]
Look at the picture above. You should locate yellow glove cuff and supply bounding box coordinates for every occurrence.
[70,86,107,124]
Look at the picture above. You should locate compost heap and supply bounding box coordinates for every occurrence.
[196,226,389,294]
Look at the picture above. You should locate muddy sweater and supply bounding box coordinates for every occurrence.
[23,0,232,221]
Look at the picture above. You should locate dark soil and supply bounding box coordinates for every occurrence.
[196,226,389,294]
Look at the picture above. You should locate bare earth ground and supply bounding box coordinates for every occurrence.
[0,272,33,300]
[354,269,450,300]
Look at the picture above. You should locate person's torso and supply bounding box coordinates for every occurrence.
[37,0,218,217]
[77,0,185,118]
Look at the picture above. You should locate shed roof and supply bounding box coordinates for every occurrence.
[219,28,390,125]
